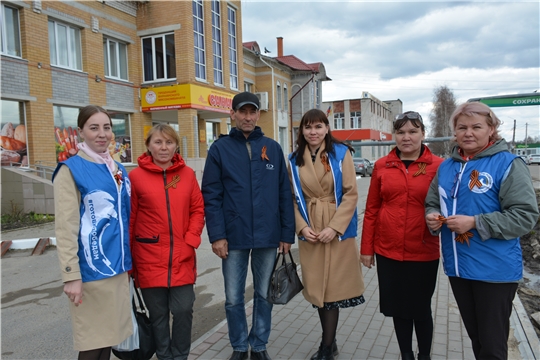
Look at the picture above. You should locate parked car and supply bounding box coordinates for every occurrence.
[528,154,540,165]
[520,155,528,163]
[353,158,373,176]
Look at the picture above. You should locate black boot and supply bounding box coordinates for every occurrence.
[316,344,335,360]
[401,352,415,360]
[310,339,338,360]
[417,353,431,360]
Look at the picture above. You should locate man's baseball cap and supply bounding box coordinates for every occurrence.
[232,92,260,110]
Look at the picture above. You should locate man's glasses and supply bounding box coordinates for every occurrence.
[394,112,423,123]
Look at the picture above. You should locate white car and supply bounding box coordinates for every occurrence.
[527,154,540,165]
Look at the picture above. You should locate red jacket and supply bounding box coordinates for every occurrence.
[129,153,205,288]
[360,145,443,261]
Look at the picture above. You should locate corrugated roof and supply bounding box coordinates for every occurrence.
[275,55,314,71]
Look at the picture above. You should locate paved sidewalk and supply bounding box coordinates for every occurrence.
[189,262,540,360]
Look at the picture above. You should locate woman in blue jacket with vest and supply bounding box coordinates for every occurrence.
[288,109,365,360]
[425,102,539,360]
[53,105,132,360]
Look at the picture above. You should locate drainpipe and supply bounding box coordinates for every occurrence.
[257,55,277,141]
[289,72,315,152]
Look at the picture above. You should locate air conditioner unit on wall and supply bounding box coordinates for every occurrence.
[255,92,269,111]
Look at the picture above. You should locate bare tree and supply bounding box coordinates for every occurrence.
[428,85,457,156]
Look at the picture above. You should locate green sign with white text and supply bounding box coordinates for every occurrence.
[478,95,540,107]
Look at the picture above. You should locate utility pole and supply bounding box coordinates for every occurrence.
[511,119,516,153]
[525,123,528,150]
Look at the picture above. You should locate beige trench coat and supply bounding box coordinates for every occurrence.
[288,143,365,307]
[54,151,132,351]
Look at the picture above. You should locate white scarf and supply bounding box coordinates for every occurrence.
[77,142,116,174]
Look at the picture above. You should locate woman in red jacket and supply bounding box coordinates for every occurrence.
[129,124,205,360]
[360,112,443,360]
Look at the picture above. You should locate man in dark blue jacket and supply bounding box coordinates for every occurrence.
[202,92,295,360]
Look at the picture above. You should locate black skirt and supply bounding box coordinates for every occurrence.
[376,253,439,320]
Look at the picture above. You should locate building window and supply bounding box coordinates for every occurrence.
[350,111,361,128]
[277,83,282,110]
[1,99,27,166]
[104,38,128,81]
[193,0,206,81]
[283,86,289,111]
[211,0,223,86]
[142,33,176,82]
[1,4,21,57]
[334,112,344,130]
[53,105,80,163]
[48,20,82,70]
[244,82,252,92]
[110,112,132,163]
[227,6,238,90]
[206,121,220,149]
[279,126,287,150]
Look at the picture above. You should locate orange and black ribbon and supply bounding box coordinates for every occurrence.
[413,162,427,177]
[456,232,473,247]
[114,170,123,185]
[438,215,472,247]
[320,154,331,172]
[469,170,482,190]
[261,146,270,161]
[165,175,180,190]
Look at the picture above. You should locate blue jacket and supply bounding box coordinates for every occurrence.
[53,156,132,282]
[437,148,522,282]
[289,143,357,240]
[202,127,295,250]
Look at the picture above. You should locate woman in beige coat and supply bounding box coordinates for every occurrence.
[53,105,132,360]
[288,109,365,360]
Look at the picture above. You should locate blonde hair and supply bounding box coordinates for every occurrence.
[145,124,180,155]
[450,102,502,141]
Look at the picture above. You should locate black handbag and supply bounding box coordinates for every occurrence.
[267,252,304,305]
[112,284,156,360]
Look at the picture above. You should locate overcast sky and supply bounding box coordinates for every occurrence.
[241,0,539,143]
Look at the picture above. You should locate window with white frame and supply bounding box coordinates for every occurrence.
[334,112,344,130]
[277,83,282,110]
[110,112,132,163]
[350,111,361,128]
[48,19,82,70]
[283,86,289,111]
[193,0,206,81]
[211,0,223,85]
[244,82,252,92]
[1,4,21,57]
[104,38,128,81]
[142,33,176,82]
[227,6,238,90]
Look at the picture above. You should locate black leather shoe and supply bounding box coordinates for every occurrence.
[229,350,248,360]
[310,339,338,360]
[401,352,415,360]
[250,349,272,360]
[417,354,431,360]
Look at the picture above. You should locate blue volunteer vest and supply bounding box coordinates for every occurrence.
[437,152,522,282]
[289,144,358,241]
[53,156,132,282]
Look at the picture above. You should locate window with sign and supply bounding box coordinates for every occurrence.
[1,99,27,165]
[48,20,82,71]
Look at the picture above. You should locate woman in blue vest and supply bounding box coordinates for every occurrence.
[288,109,365,360]
[53,105,132,360]
[425,102,538,360]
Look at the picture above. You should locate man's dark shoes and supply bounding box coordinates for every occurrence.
[229,350,248,360]
[310,339,338,360]
[250,349,271,360]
